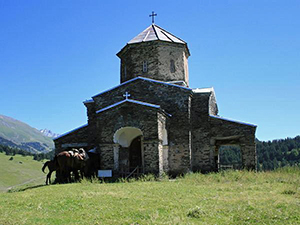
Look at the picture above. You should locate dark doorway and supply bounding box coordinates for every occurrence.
[129,136,142,171]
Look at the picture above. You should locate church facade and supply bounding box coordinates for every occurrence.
[54,24,257,176]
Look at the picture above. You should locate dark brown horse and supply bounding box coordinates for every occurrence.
[56,151,86,183]
[84,152,101,178]
[42,158,57,185]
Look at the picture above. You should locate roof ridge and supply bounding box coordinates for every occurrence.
[54,124,88,140]
[126,24,186,45]
[96,98,161,114]
[160,30,174,42]
[96,98,172,117]
[152,24,159,40]
[92,76,191,98]
[153,24,186,44]
[210,115,257,127]
[143,30,151,42]
[192,87,215,93]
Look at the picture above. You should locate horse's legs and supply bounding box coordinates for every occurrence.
[73,170,80,181]
[65,168,71,183]
[47,171,53,185]
[80,169,84,179]
[57,168,66,183]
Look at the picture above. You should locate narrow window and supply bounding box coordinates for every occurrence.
[124,64,127,78]
[170,59,175,73]
[143,61,148,72]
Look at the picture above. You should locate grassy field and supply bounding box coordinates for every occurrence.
[1,167,300,224]
[0,152,46,191]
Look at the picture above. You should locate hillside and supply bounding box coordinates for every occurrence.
[0,152,46,192]
[1,168,300,224]
[257,136,300,170]
[0,114,54,153]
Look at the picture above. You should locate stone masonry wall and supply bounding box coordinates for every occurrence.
[92,79,192,174]
[118,41,189,85]
[157,42,189,85]
[209,116,257,170]
[157,112,167,175]
[209,92,218,116]
[191,92,212,172]
[118,42,159,83]
[54,125,92,154]
[96,102,163,174]
[143,141,160,174]
[167,95,192,174]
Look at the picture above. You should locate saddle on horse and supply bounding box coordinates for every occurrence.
[68,148,87,160]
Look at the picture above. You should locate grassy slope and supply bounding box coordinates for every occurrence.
[0,114,54,150]
[0,153,46,191]
[1,168,300,224]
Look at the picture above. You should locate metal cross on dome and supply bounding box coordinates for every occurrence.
[123,92,131,99]
[149,11,157,24]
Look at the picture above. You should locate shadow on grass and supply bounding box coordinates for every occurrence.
[7,184,49,193]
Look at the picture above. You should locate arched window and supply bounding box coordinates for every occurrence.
[170,59,175,73]
[162,128,168,145]
[143,61,148,72]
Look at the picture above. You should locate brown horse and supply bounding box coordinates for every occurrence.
[42,158,57,185]
[56,151,86,183]
[84,152,101,178]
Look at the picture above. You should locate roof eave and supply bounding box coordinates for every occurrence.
[210,115,257,128]
[92,76,192,99]
[117,40,190,58]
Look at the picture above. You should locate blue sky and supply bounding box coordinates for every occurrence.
[0,0,299,141]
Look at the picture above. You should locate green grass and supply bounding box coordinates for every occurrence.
[1,168,300,224]
[0,152,46,191]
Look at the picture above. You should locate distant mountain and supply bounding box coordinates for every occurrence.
[40,129,59,139]
[0,114,54,153]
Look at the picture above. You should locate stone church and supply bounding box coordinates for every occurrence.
[54,23,257,176]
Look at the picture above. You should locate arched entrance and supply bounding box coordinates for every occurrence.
[113,127,143,176]
[113,127,142,148]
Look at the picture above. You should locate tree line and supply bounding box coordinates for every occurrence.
[0,144,55,161]
[256,136,300,171]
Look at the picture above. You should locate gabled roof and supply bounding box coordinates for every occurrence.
[83,99,94,104]
[96,98,172,117]
[92,76,191,98]
[128,24,186,44]
[53,124,88,140]
[192,87,215,94]
[210,115,257,127]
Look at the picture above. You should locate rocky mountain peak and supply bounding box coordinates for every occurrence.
[40,129,60,139]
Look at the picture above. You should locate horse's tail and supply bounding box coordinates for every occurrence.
[42,161,50,173]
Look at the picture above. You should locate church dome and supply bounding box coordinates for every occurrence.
[117,24,190,86]
[128,24,187,45]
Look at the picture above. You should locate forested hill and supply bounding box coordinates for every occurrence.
[256,136,300,171]
[0,144,55,161]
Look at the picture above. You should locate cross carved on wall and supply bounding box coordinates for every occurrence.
[123,92,130,99]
